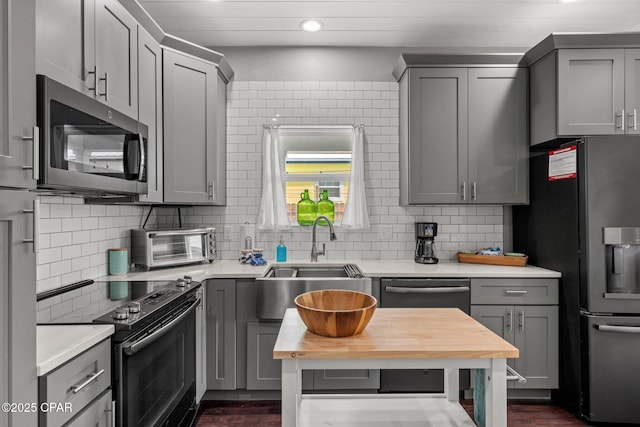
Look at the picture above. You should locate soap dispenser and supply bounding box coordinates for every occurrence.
[276,237,287,262]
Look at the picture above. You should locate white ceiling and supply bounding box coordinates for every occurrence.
[137,0,640,49]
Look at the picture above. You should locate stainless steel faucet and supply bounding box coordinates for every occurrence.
[310,216,337,262]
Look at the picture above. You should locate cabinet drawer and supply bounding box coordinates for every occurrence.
[471,278,558,305]
[66,389,113,427]
[39,339,111,427]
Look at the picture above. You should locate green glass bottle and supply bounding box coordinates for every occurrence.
[316,189,335,225]
[297,189,316,226]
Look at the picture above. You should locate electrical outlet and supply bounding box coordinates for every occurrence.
[380,225,393,241]
[223,225,233,241]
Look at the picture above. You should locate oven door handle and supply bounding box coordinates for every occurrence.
[594,324,640,334]
[384,286,470,294]
[122,298,200,356]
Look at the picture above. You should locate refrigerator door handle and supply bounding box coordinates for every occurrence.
[595,324,640,334]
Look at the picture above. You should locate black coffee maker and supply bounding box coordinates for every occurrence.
[415,222,438,264]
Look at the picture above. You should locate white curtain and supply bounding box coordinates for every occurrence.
[342,125,370,230]
[257,127,290,230]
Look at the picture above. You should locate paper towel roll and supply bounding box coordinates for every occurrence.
[240,223,255,250]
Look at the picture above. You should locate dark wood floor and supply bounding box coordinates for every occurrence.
[195,399,590,426]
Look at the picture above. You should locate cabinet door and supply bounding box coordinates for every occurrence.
[513,305,558,389]
[0,191,37,427]
[205,279,236,390]
[94,0,138,118]
[35,0,94,96]
[246,322,281,390]
[406,68,468,204]
[1,0,37,190]
[468,68,528,204]
[137,28,163,203]
[557,49,625,135]
[163,50,217,204]
[624,49,640,135]
[64,390,112,427]
[471,305,515,389]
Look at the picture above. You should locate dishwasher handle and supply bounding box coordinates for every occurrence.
[385,286,470,294]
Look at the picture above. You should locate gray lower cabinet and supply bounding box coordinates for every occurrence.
[163,49,227,205]
[1,0,37,190]
[470,278,559,391]
[38,339,112,426]
[399,64,527,205]
[0,190,37,427]
[36,0,138,119]
[137,26,163,203]
[246,321,283,390]
[206,279,236,390]
[530,47,640,145]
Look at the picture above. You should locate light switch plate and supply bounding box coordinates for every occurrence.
[223,225,233,241]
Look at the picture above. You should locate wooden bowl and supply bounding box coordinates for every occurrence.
[294,289,377,338]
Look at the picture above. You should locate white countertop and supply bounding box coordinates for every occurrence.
[37,325,115,376]
[102,259,561,282]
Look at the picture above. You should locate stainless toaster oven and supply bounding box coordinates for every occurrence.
[131,228,216,270]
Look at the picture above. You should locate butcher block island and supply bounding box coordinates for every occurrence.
[274,308,519,427]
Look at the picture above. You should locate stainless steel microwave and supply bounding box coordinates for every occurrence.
[36,75,147,196]
[131,228,216,270]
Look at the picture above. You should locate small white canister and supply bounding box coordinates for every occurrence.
[109,248,128,275]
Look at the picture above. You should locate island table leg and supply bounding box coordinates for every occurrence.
[281,359,300,427]
[484,358,507,427]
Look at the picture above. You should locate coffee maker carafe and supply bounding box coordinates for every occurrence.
[415,222,438,264]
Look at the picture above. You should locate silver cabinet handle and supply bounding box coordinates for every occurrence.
[460,181,466,201]
[505,290,528,295]
[472,182,477,201]
[616,109,626,130]
[507,309,513,332]
[70,369,105,394]
[506,365,527,384]
[208,181,214,200]
[21,126,39,180]
[595,324,640,334]
[105,400,116,427]
[629,109,638,130]
[87,66,98,97]
[99,72,109,100]
[385,286,470,294]
[22,200,39,253]
[519,310,525,331]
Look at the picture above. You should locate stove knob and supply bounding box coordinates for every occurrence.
[183,276,192,284]
[127,302,141,313]
[176,279,186,288]
[113,308,129,320]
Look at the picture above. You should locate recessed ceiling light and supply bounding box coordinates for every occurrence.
[300,19,323,32]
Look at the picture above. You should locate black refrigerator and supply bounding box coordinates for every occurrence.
[513,136,640,424]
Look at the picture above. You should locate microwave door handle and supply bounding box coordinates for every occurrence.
[122,298,200,356]
[138,134,146,182]
[123,135,141,180]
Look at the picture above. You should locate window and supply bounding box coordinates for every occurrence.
[279,130,354,224]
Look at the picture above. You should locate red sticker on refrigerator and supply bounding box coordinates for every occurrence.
[548,145,577,181]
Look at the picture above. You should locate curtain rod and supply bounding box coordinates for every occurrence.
[262,124,364,130]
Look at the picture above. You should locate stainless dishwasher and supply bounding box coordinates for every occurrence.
[379,278,470,393]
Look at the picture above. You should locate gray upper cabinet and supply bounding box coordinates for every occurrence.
[137,26,163,203]
[468,68,528,204]
[0,190,37,427]
[402,68,468,204]
[163,49,226,205]
[625,49,640,135]
[36,0,138,119]
[399,63,527,205]
[1,0,37,190]
[528,35,640,145]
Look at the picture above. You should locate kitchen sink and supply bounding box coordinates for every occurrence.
[256,264,371,320]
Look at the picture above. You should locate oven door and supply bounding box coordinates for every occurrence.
[148,231,209,268]
[115,298,199,427]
